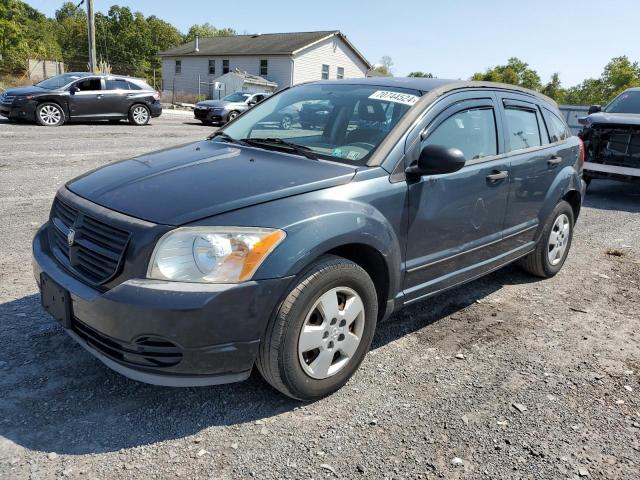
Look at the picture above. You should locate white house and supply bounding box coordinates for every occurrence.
[159,30,370,98]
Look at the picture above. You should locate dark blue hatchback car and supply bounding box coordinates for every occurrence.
[33,78,586,400]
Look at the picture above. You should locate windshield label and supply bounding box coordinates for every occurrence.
[368,90,419,106]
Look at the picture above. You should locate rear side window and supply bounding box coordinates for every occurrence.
[127,81,142,90]
[75,78,102,91]
[544,109,570,142]
[424,107,498,161]
[105,79,129,90]
[504,107,541,151]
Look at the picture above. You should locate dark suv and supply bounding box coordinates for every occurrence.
[33,78,586,400]
[0,72,162,126]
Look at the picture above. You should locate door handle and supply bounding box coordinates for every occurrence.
[548,155,562,166]
[486,170,509,182]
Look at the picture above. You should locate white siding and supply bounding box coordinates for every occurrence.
[162,55,291,96]
[292,35,368,85]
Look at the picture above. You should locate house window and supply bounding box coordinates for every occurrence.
[321,64,329,80]
[337,67,344,79]
[208,60,215,75]
[175,60,181,75]
[223,59,230,74]
[260,59,268,77]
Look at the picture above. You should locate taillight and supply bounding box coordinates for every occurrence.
[577,137,585,166]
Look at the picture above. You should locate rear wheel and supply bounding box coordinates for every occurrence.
[227,110,239,122]
[518,200,574,278]
[257,255,378,401]
[280,114,293,130]
[129,104,150,126]
[36,102,65,126]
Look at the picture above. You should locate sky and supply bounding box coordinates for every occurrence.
[27,0,640,87]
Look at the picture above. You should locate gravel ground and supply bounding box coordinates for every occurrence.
[0,117,639,480]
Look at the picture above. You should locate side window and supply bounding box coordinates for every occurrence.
[127,81,142,90]
[504,107,541,151]
[223,59,230,74]
[544,108,570,142]
[208,60,215,75]
[105,79,129,90]
[321,64,329,80]
[424,107,498,161]
[75,78,102,91]
[337,67,344,80]
[260,59,268,76]
[175,60,181,75]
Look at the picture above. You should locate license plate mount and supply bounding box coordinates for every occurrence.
[40,272,72,329]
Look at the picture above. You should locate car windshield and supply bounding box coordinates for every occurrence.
[604,90,640,114]
[221,83,422,164]
[224,92,251,102]
[35,73,89,90]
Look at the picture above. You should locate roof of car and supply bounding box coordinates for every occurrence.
[313,77,556,105]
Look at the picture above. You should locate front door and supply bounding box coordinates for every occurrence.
[403,97,510,302]
[68,77,106,118]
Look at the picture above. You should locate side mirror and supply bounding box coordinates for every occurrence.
[247,101,257,107]
[406,144,466,176]
[577,117,587,125]
[588,105,601,115]
[69,86,79,94]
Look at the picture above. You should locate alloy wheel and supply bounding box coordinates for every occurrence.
[298,287,365,379]
[548,213,570,266]
[39,105,62,126]
[132,106,149,125]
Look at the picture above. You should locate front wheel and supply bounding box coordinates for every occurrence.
[129,104,150,126]
[36,102,65,126]
[280,114,293,130]
[518,200,575,278]
[257,255,378,401]
[226,110,239,122]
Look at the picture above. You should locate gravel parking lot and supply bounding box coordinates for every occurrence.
[0,116,639,480]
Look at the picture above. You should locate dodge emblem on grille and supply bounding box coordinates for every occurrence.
[67,228,76,247]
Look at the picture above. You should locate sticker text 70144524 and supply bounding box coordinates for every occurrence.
[368,90,420,106]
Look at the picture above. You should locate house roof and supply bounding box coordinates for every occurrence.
[218,70,278,87]
[159,31,370,68]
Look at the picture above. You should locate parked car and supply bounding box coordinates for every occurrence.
[194,91,269,125]
[33,78,586,401]
[578,88,640,185]
[0,72,162,126]
[299,100,333,129]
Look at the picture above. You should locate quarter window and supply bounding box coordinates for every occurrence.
[105,78,129,90]
[424,108,498,161]
[321,64,329,80]
[175,60,181,75]
[544,109,570,142]
[504,107,541,151]
[337,67,344,79]
[260,59,268,76]
[208,60,215,75]
[223,59,230,74]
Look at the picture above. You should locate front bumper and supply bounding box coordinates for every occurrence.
[0,101,35,120]
[33,224,292,386]
[194,108,227,123]
[584,161,640,183]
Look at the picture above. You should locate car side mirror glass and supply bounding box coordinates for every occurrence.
[406,144,466,177]
[588,105,601,115]
[248,101,257,106]
[70,86,79,94]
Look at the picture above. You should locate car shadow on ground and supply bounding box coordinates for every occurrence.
[0,265,537,455]
[584,179,640,213]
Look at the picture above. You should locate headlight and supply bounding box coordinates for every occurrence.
[147,227,286,283]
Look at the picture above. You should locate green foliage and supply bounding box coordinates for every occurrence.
[408,71,434,78]
[471,57,542,90]
[0,0,233,84]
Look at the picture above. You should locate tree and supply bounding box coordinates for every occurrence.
[185,22,235,42]
[372,55,393,76]
[408,71,434,78]
[541,73,565,102]
[471,57,541,90]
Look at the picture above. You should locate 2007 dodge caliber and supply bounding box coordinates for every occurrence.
[33,78,587,400]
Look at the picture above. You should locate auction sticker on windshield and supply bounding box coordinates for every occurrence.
[369,90,419,106]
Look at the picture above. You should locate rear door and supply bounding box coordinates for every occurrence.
[403,92,511,300]
[497,94,568,248]
[68,77,106,118]
[102,78,132,116]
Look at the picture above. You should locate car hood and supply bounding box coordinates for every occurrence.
[196,100,231,108]
[3,86,51,96]
[586,112,640,127]
[66,140,357,225]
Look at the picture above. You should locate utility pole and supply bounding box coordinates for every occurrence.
[86,0,97,72]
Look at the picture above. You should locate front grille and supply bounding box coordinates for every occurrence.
[0,94,16,104]
[72,318,183,368]
[49,198,130,285]
[194,108,210,119]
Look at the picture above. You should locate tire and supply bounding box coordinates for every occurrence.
[518,200,575,278]
[36,102,65,126]
[257,255,378,401]
[226,111,239,122]
[128,104,150,126]
[280,114,293,130]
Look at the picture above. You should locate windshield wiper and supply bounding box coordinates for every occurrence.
[208,131,246,145]
[241,137,318,160]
